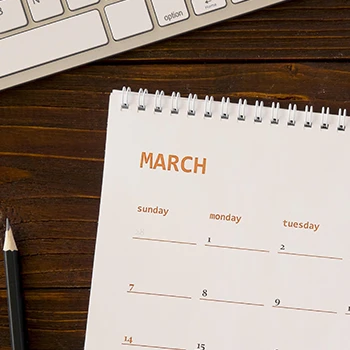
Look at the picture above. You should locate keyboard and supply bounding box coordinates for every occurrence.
[0,0,286,91]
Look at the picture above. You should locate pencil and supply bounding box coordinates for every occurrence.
[3,219,27,350]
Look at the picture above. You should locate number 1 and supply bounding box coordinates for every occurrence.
[124,336,133,344]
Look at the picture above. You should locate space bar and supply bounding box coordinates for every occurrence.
[0,10,108,78]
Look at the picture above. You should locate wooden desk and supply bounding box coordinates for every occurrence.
[0,0,349,348]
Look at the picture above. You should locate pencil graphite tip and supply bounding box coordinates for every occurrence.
[3,219,18,252]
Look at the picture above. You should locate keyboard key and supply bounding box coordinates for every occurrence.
[0,0,27,34]
[151,0,189,27]
[0,10,108,78]
[66,0,100,11]
[105,0,153,41]
[191,0,226,15]
[232,0,247,3]
[26,0,64,22]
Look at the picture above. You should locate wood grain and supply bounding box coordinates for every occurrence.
[0,290,89,350]
[1,63,350,126]
[1,0,350,348]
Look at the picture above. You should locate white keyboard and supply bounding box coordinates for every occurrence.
[0,0,286,91]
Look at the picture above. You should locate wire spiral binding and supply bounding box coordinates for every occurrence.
[171,92,180,114]
[338,109,347,131]
[204,96,214,118]
[237,98,247,121]
[254,101,264,123]
[221,97,230,119]
[154,90,164,113]
[124,87,347,131]
[137,88,148,111]
[271,102,280,124]
[304,105,313,128]
[287,104,297,126]
[187,93,197,116]
[321,107,330,130]
[121,86,131,109]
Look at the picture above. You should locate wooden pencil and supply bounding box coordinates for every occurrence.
[3,219,27,350]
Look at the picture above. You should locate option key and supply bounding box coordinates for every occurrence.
[151,0,189,27]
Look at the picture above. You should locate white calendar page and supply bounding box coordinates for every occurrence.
[84,90,350,350]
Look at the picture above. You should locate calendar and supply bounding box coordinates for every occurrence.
[84,88,350,350]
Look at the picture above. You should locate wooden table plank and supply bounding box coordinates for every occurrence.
[1,63,350,124]
[0,290,89,350]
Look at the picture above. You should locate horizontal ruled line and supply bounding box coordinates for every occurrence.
[122,343,185,350]
[200,297,264,307]
[128,291,191,300]
[278,251,342,261]
[274,305,337,315]
[133,237,197,246]
[205,244,269,253]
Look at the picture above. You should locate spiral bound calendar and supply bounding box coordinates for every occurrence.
[84,88,350,350]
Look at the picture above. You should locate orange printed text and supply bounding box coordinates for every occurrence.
[138,205,169,217]
[140,152,207,174]
[209,213,242,224]
[283,220,320,232]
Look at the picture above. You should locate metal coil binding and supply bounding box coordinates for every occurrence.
[121,86,131,109]
[204,96,214,118]
[154,90,164,113]
[321,107,330,129]
[137,88,148,111]
[121,87,348,131]
[287,104,297,126]
[237,98,247,121]
[221,97,230,119]
[254,101,264,123]
[338,109,347,131]
[187,93,197,116]
[304,106,313,128]
[271,102,280,124]
[171,92,180,114]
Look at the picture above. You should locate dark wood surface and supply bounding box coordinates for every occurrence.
[1,0,350,348]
